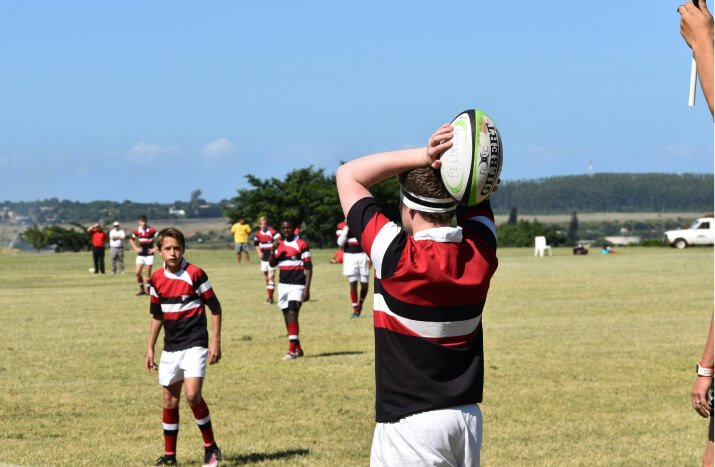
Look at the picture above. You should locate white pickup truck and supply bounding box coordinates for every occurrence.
[664,217,715,249]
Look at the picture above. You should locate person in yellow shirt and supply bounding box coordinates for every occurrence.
[230,217,252,264]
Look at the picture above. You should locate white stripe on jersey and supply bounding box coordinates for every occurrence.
[373,293,482,338]
[370,221,402,279]
[196,280,212,296]
[279,259,303,268]
[469,215,497,239]
[161,299,203,313]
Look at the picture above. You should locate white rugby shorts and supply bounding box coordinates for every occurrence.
[260,260,277,273]
[343,252,370,282]
[370,404,482,467]
[277,283,304,309]
[136,254,155,266]
[158,346,208,386]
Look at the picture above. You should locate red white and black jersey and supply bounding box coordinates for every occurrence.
[132,225,157,256]
[254,227,281,262]
[149,259,220,352]
[274,238,312,285]
[347,197,498,423]
[337,221,363,254]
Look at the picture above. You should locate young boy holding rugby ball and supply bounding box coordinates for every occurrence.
[336,123,500,466]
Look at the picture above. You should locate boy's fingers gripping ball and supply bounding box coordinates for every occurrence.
[439,109,503,206]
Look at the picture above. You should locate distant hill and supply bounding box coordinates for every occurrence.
[490,173,713,214]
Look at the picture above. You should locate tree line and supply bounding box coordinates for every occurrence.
[490,173,713,213]
[10,170,713,251]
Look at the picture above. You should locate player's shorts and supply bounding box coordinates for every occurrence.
[277,283,304,309]
[370,404,482,467]
[343,252,370,282]
[136,254,155,266]
[260,260,277,273]
[235,242,250,253]
[158,346,208,386]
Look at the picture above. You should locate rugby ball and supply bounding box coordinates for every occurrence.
[440,109,503,206]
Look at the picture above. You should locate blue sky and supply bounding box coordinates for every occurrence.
[0,1,712,203]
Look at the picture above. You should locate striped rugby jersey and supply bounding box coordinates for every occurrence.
[149,259,220,352]
[274,238,312,285]
[337,221,363,254]
[254,227,281,261]
[347,197,498,423]
[132,225,157,256]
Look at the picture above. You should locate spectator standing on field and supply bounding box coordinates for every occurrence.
[109,221,126,274]
[230,216,252,264]
[131,215,158,296]
[679,2,714,465]
[87,223,108,274]
[145,227,223,466]
[337,123,499,466]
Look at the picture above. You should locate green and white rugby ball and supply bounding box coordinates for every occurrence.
[440,109,503,206]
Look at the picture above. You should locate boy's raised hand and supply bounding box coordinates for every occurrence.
[425,124,454,170]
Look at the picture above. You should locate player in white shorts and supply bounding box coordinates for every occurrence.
[254,217,281,304]
[370,404,482,467]
[131,215,158,296]
[337,220,371,318]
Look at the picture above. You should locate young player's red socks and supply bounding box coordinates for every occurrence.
[162,407,179,455]
[350,289,359,312]
[267,282,274,301]
[287,321,300,353]
[191,399,215,447]
[138,278,145,293]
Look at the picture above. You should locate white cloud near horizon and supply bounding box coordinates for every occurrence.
[128,142,183,163]
[198,137,235,158]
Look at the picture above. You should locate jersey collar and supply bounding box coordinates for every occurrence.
[413,226,463,243]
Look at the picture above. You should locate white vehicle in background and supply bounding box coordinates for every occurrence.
[664,217,715,249]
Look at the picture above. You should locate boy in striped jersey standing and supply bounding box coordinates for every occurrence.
[337,123,500,466]
[145,227,223,466]
[268,219,312,360]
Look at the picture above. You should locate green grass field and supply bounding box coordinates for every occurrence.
[0,246,712,466]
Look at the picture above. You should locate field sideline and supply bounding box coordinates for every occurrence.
[0,246,712,465]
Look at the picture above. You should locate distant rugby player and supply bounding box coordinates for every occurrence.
[336,219,371,318]
[131,215,158,296]
[253,216,281,304]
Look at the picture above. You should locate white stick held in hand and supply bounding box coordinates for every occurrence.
[689,57,698,107]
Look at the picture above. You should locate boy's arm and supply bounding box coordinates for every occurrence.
[268,241,280,268]
[207,300,222,364]
[336,124,453,217]
[691,315,714,417]
[303,267,312,302]
[680,0,715,115]
[145,317,163,372]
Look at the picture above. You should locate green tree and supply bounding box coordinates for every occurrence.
[21,224,50,252]
[496,220,565,247]
[225,167,344,248]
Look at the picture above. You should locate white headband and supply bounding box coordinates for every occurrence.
[399,187,457,213]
